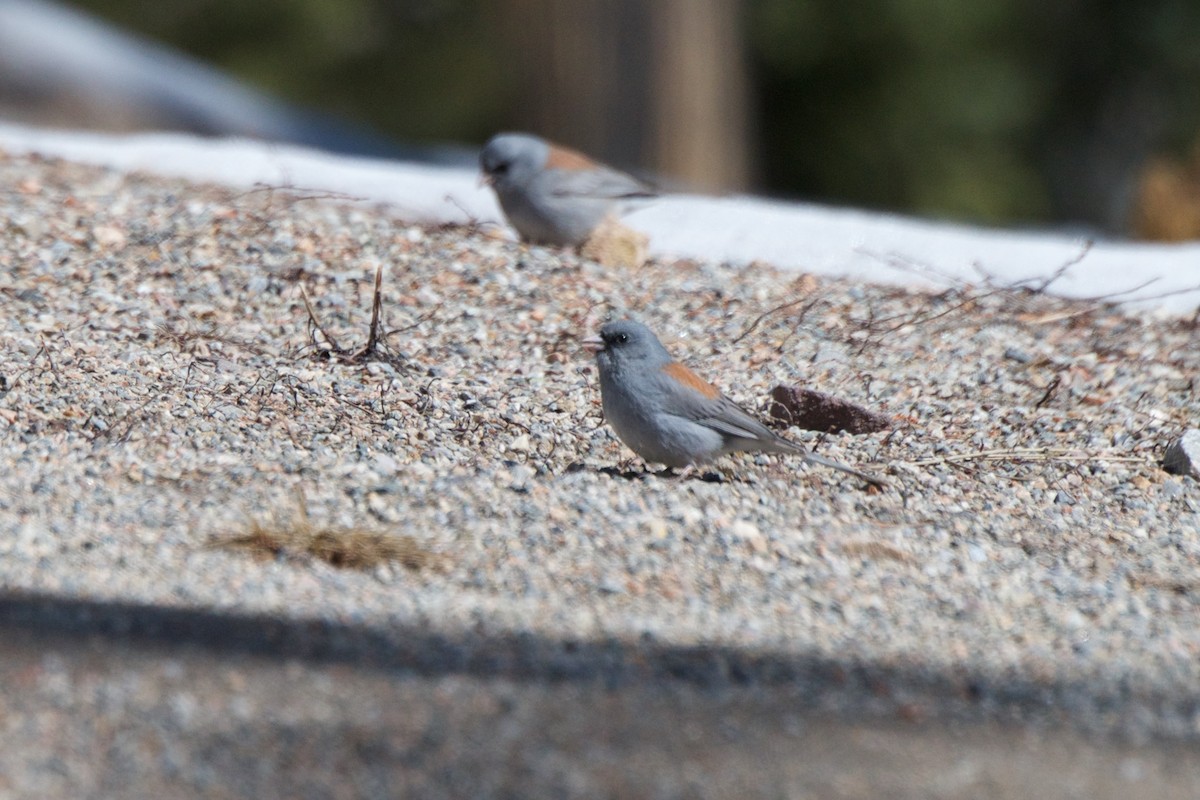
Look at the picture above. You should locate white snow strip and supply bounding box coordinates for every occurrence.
[3,121,1198,314]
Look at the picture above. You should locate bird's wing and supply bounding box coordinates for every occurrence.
[658,363,783,445]
[549,165,656,200]
[695,398,786,445]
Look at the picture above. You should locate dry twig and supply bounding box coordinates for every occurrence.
[902,446,1148,468]
[732,295,822,344]
[300,263,387,363]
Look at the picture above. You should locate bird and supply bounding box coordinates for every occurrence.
[581,320,886,486]
[479,132,656,246]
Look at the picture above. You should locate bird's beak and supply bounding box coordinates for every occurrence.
[581,334,605,354]
[477,172,493,188]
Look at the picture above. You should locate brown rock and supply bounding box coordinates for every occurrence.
[769,385,891,434]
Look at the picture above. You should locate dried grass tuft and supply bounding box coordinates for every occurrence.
[210,497,441,571]
[841,540,915,565]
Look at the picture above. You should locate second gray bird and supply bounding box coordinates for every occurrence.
[480,132,655,246]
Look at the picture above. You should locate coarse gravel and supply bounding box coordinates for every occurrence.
[1,150,1199,793]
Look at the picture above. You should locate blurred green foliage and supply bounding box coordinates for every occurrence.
[752,0,1051,220]
[751,0,1200,224]
[70,0,1200,229]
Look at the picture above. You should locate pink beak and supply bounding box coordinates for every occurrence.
[581,334,605,353]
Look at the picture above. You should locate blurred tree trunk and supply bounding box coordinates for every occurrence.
[494,0,752,192]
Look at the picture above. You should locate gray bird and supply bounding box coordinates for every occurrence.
[582,320,886,486]
[479,132,655,246]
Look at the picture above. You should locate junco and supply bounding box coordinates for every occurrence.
[479,132,656,246]
[582,320,886,486]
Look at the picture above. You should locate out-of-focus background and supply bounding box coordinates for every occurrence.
[3,0,1200,239]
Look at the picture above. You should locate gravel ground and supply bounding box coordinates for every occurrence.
[1,150,1199,794]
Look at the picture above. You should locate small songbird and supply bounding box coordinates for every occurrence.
[582,320,886,486]
[479,132,656,246]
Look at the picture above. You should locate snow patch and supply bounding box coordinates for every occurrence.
[2,121,1197,314]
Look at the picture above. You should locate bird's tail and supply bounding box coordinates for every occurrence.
[796,446,887,488]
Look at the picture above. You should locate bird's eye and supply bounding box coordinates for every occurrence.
[492,162,510,175]
[616,333,628,344]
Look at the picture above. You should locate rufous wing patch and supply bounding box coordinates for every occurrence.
[545,144,600,171]
[662,362,722,399]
